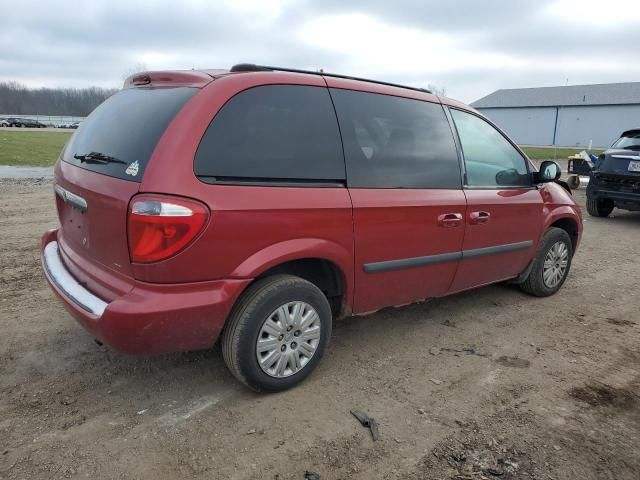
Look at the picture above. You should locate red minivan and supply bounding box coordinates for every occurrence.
[41,64,582,392]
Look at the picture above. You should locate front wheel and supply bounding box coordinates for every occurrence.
[221,275,332,392]
[520,227,573,297]
[586,195,614,217]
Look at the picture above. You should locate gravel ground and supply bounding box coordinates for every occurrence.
[0,180,639,480]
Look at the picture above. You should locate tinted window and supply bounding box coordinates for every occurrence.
[195,85,344,182]
[330,89,461,189]
[450,109,530,187]
[62,87,197,181]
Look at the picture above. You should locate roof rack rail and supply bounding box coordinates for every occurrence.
[229,63,432,94]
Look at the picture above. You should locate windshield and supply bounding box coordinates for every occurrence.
[62,87,197,181]
[612,132,640,150]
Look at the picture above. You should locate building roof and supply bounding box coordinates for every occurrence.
[471,82,640,108]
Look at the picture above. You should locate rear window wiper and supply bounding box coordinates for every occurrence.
[74,152,127,165]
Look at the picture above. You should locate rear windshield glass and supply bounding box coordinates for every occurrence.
[612,132,640,150]
[62,87,197,181]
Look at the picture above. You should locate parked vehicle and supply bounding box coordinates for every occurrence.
[0,117,9,127]
[7,117,46,128]
[587,129,640,216]
[40,65,583,392]
[7,117,23,127]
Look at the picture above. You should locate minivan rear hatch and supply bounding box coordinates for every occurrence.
[54,84,199,282]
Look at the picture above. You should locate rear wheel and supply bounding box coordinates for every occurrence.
[586,195,614,217]
[221,275,332,392]
[520,227,573,297]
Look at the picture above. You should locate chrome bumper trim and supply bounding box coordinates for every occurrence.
[43,241,107,316]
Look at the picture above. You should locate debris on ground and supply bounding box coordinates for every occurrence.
[350,409,379,441]
[430,378,443,385]
[303,471,320,480]
[440,345,488,357]
[424,434,533,479]
[443,446,521,478]
[495,356,530,368]
[607,317,636,327]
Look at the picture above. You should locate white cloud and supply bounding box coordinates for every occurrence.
[298,13,525,78]
[543,0,640,27]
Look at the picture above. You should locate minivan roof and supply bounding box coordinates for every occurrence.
[122,65,477,113]
[225,63,433,95]
[124,64,435,96]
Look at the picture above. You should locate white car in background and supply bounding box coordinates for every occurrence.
[0,118,9,127]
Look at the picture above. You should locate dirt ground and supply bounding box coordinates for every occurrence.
[1,179,639,480]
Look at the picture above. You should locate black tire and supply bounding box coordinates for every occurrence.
[586,195,614,217]
[221,274,332,392]
[567,175,580,189]
[519,227,573,297]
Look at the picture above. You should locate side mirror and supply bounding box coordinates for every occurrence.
[535,160,561,183]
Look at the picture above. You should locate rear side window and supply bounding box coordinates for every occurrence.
[195,85,345,183]
[330,89,461,189]
[62,87,197,181]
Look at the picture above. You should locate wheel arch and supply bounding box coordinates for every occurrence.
[548,216,580,252]
[230,238,354,318]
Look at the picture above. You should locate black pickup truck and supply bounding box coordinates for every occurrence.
[587,129,640,217]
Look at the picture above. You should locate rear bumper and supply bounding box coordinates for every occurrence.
[41,229,251,355]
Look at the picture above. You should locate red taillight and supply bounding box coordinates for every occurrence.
[127,195,209,263]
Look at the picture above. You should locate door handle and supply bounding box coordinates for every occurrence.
[469,211,491,225]
[437,213,463,228]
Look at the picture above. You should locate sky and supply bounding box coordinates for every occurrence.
[1,0,639,103]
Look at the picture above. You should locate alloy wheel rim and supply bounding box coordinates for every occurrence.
[543,241,569,288]
[256,301,321,378]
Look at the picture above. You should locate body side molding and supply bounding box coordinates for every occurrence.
[363,240,534,273]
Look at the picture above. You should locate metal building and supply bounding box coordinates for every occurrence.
[471,82,640,148]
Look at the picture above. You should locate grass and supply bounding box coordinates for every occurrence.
[520,145,604,161]
[0,130,71,167]
[0,128,603,167]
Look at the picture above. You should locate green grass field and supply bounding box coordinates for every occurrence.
[0,130,71,167]
[0,129,603,167]
[520,145,604,160]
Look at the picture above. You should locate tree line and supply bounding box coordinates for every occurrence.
[0,81,118,116]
